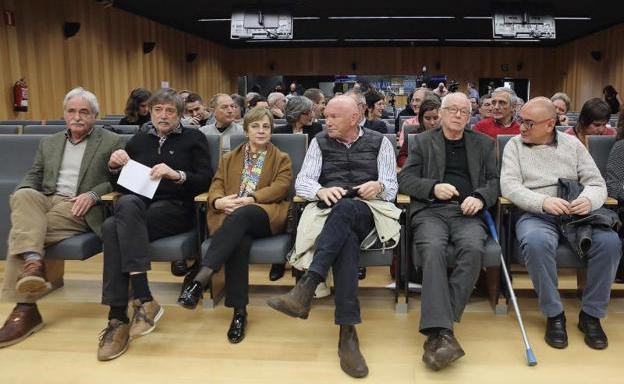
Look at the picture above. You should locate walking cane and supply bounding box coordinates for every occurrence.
[483,210,538,366]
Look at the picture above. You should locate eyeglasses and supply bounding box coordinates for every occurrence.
[517,117,553,130]
[152,106,178,116]
[442,107,471,117]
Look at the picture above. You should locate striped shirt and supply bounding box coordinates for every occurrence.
[295,128,398,201]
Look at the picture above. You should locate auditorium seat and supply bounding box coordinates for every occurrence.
[0,125,21,134]
[0,120,42,126]
[23,125,66,134]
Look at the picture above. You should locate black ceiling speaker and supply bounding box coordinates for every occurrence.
[351,61,357,71]
[63,22,81,38]
[517,61,524,71]
[143,42,156,54]
[186,53,198,63]
[590,51,602,61]
[268,62,276,71]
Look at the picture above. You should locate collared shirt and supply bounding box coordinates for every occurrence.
[296,128,398,202]
[64,126,94,145]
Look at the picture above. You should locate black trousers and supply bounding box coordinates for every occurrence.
[101,194,194,306]
[308,199,374,325]
[203,205,271,308]
[411,204,487,332]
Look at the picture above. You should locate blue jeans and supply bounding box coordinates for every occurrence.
[516,213,621,318]
[308,199,374,325]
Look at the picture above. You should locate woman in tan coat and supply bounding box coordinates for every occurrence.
[177,107,292,343]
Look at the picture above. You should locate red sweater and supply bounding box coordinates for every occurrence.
[474,117,520,139]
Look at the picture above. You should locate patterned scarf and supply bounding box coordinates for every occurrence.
[239,143,267,197]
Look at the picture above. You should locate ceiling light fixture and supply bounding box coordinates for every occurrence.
[328,16,455,20]
[292,17,321,20]
[463,16,492,20]
[553,17,591,20]
[198,18,230,22]
[246,38,339,43]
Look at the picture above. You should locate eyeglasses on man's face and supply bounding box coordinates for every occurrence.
[442,106,471,117]
[517,116,553,130]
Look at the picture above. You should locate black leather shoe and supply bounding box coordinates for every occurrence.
[578,311,608,349]
[227,309,247,344]
[269,263,286,281]
[422,329,465,371]
[171,260,189,277]
[358,267,366,280]
[177,281,203,309]
[545,312,568,349]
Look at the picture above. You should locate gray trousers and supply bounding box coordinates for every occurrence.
[411,204,487,332]
[516,213,621,318]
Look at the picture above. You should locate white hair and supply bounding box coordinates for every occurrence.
[63,87,99,115]
[267,92,286,107]
[441,92,472,114]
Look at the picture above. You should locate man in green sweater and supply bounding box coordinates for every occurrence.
[501,97,620,350]
[0,87,124,348]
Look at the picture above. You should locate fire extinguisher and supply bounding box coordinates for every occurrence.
[13,77,29,112]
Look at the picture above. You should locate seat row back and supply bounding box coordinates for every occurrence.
[0,125,139,135]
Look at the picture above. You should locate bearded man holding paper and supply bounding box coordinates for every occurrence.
[97,88,213,361]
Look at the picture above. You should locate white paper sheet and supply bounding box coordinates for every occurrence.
[117,159,160,199]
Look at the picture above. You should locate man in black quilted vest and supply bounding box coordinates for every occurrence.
[267,95,398,378]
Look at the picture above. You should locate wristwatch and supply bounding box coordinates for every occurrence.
[376,181,385,198]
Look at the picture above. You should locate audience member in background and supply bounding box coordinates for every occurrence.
[515,97,525,115]
[363,90,388,133]
[476,94,493,121]
[245,92,261,109]
[395,91,416,132]
[178,90,191,103]
[466,82,480,100]
[468,97,478,116]
[231,94,245,125]
[606,112,624,201]
[98,89,213,361]
[433,82,449,98]
[184,93,211,127]
[303,88,327,121]
[397,98,442,168]
[0,87,123,349]
[399,93,498,371]
[268,92,287,119]
[501,97,620,351]
[565,98,615,147]
[286,82,298,99]
[275,96,323,145]
[474,87,520,139]
[249,94,268,109]
[267,96,399,379]
[119,88,151,126]
[345,90,368,127]
[603,85,622,115]
[178,107,292,343]
[200,94,244,154]
[551,92,572,126]
[398,88,438,147]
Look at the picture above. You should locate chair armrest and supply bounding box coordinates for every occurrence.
[396,194,410,205]
[101,192,121,203]
[194,192,209,203]
[499,197,512,205]
[605,197,618,206]
[293,195,307,204]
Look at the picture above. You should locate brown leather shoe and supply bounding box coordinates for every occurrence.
[422,329,465,371]
[0,304,44,347]
[16,258,47,295]
[266,273,317,319]
[338,325,369,378]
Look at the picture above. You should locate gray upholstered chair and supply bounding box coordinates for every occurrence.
[587,135,616,178]
[0,120,41,126]
[22,125,66,134]
[0,125,21,134]
[44,120,67,125]
[405,134,503,313]
[103,125,139,135]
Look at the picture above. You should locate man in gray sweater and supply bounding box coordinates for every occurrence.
[200,93,243,153]
[501,97,620,350]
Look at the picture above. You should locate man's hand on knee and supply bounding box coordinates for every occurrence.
[70,192,97,217]
[317,187,347,207]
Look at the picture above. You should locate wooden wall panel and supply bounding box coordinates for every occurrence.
[0,0,622,119]
[0,0,236,120]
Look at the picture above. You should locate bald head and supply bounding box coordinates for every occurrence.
[441,92,471,111]
[324,95,360,141]
[522,97,557,120]
[518,97,557,145]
